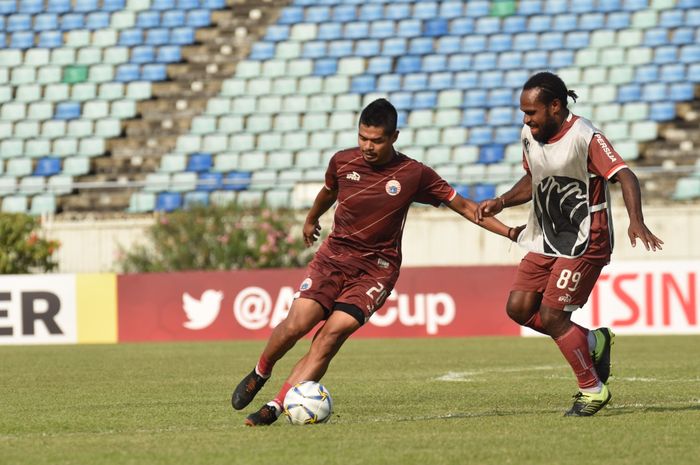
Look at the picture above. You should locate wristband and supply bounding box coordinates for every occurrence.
[499,196,506,209]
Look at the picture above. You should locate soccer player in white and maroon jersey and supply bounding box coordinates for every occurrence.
[233,98,522,426]
[477,72,663,416]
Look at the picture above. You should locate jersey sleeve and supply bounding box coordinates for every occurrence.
[588,133,627,180]
[324,152,339,191]
[413,163,456,207]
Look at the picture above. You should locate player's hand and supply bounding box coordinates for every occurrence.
[476,198,504,222]
[628,221,664,251]
[303,220,321,247]
[508,224,526,242]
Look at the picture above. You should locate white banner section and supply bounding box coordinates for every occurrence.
[0,275,77,345]
[523,261,699,336]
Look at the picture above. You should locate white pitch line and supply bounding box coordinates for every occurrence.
[435,365,567,382]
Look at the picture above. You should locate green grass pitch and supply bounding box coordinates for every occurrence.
[1,336,699,465]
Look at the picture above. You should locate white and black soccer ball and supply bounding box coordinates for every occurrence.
[283,381,333,425]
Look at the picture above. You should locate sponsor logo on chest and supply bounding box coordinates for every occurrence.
[346,171,361,181]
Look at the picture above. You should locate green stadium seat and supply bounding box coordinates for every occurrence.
[127,191,156,213]
[63,157,90,176]
[47,174,73,194]
[1,195,28,213]
[19,176,46,194]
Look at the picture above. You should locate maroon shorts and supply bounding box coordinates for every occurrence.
[512,252,603,311]
[296,250,400,325]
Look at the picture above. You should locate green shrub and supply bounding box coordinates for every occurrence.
[118,204,316,273]
[0,214,60,274]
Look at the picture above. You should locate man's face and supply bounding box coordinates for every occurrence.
[358,124,398,165]
[520,88,561,144]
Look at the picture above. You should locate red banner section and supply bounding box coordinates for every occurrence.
[117,266,520,342]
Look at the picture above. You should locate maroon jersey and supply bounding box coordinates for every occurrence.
[320,147,456,268]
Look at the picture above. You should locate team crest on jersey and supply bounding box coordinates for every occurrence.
[346,171,361,181]
[523,138,531,156]
[385,180,401,196]
[299,278,313,291]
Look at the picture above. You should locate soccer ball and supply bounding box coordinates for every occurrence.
[283,381,333,425]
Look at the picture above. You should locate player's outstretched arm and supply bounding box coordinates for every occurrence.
[613,168,664,251]
[475,174,533,222]
[303,186,338,247]
[447,195,521,241]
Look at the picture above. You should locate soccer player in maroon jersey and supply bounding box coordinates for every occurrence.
[477,72,663,416]
[233,98,522,426]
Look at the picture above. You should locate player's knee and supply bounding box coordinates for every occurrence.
[539,307,570,335]
[505,298,531,325]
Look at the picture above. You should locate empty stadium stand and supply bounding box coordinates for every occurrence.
[1,0,699,214]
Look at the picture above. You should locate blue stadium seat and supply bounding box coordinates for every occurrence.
[377,75,402,92]
[479,145,505,164]
[344,22,369,40]
[606,12,630,29]
[119,29,144,46]
[424,19,448,37]
[597,0,621,12]
[654,46,678,65]
[428,72,453,90]
[386,3,411,20]
[518,0,541,15]
[669,83,694,101]
[422,55,447,73]
[224,172,251,191]
[102,0,125,11]
[162,10,186,28]
[454,71,478,89]
[318,23,342,40]
[489,34,512,52]
[672,28,695,45]
[396,56,422,74]
[475,17,500,35]
[659,9,684,27]
[86,12,110,30]
[34,157,62,177]
[641,83,667,102]
[539,32,564,50]
[146,28,171,46]
[679,45,700,63]
[306,6,331,23]
[463,109,486,127]
[19,0,43,14]
[409,37,434,55]
[187,9,211,28]
[529,15,551,33]
[152,0,175,10]
[55,102,81,120]
[450,18,474,35]
[503,16,526,33]
[463,35,487,54]
[116,64,140,82]
[649,102,675,121]
[552,14,577,31]
[390,92,412,110]
[249,42,275,60]
[314,59,337,76]
[578,13,605,31]
[490,88,516,107]
[0,0,17,13]
[504,70,529,89]
[171,28,194,45]
[141,64,167,81]
[660,64,685,82]
[137,11,161,28]
[155,192,182,212]
[617,84,642,102]
[644,28,669,46]
[465,1,490,17]
[437,36,461,55]
[497,51,522,70]
[403,73,428,91]
[550,50,574,68]
[494,126,520,144]
[366,56,392,74]
[157,46,182,63]
[464,89,488,108]
[413,91,437,109]
[197,173,223,192]
[472,184,497,202]
[187,153,213,173]
[439,1,464,18]
[7,14,31,32]
[480,70,504,89]
[202,0,225,7]
[360,4,384,21]
[564,31,589,49]
[351,75,376,94]
[10,31,34,49]
[328,40,353,58]
[545,0,568,14]
[302,41,326,58]
[61,13,85,30]
[38,30,63,48]
[489,107,513,126]
[74,0,98,11]
[264,25,290,42]
[333,5,357,22]
[512,33,538,51]
[278,7,304,24]
[448,54,472,72]
[414,1,438,19]
[469,127,493,145]
[371,20,396,39]
[623,0,649,11]
[383,38,407,56]
[473,53,497,71]
[178,0,200,9]
[635,65,659,83]
[131,46,155,64]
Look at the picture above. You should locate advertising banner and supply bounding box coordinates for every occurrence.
[117,266,520,342]
[0,274,77,345]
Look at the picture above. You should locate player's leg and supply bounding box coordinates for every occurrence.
[232,297,326,410]
[541,259,611,416]
[244,308,362,426]
[507,253,553,334]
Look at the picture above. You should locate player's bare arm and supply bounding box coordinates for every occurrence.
[447,195,521,241]
[476,174,533,222]
[613,168,664,251]
[303,186,338,247]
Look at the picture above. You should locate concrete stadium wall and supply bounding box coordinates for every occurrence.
[43,203,699,273]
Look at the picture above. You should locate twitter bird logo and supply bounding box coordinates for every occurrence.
[182,290,224,330]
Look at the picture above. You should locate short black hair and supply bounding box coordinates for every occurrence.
[523,71,578,108]
[359,98,397,135]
